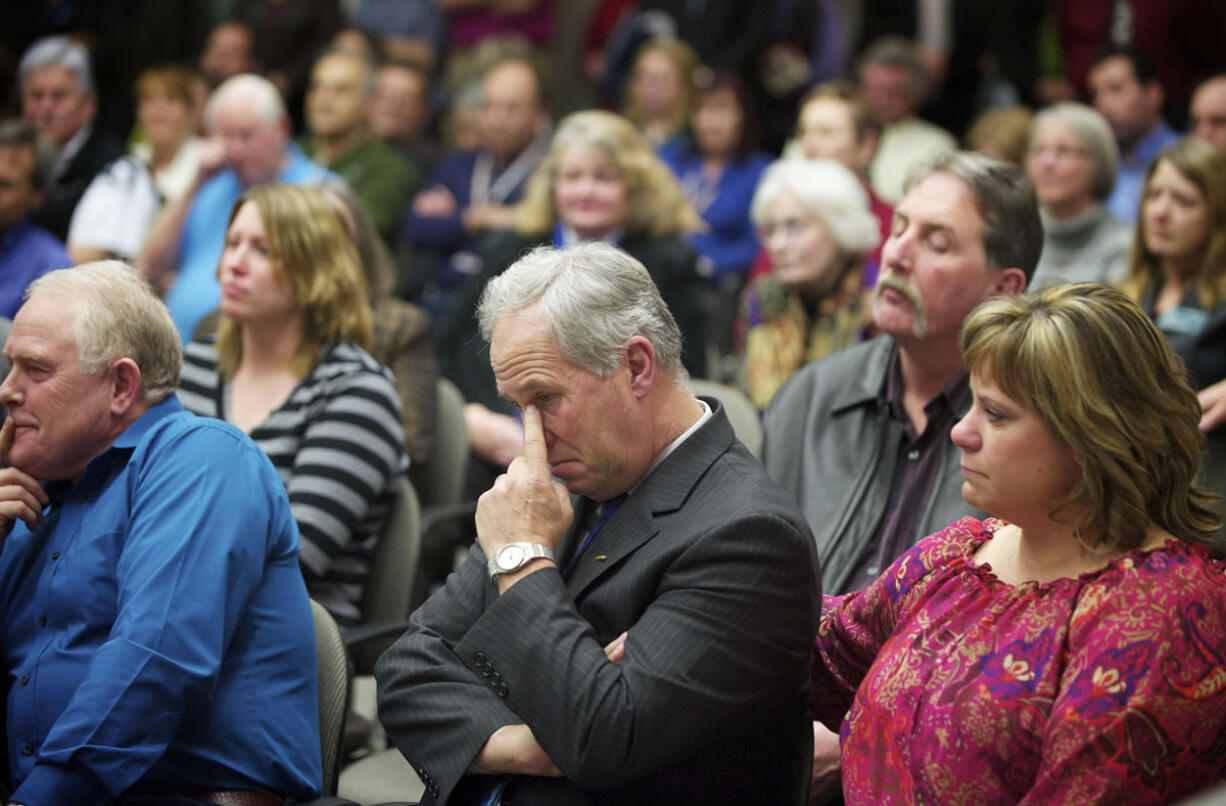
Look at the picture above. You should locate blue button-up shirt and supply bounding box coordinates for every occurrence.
[0,219,71,318]
[0,395,322,804]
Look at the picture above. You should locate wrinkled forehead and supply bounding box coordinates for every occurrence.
[24,64,85,95]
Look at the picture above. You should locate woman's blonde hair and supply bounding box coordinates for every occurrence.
[961,282,1220,552]
[1122,137,1226,309]
[513,110,700,239]
[216,183,372,377]
[622,38,698,137]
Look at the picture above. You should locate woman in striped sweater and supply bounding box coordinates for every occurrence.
[178,183,407,624]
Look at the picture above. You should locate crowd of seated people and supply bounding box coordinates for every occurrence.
[0,1,1226,803]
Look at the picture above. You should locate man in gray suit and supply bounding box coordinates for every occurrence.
[376,242,820,805]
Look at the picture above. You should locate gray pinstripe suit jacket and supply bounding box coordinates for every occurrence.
[375,403,821,804]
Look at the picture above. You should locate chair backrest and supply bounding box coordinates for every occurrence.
[410,377,469,510]
[356,476,422,673]
[690,379,764,458]
[311,599,350,796]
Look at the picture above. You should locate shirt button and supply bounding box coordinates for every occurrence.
[866,565,879,576]
[37,616,46,627]
[907,449,919,460]
[20,674,29,685]
[22,743,33,755]
[51,551,60,560]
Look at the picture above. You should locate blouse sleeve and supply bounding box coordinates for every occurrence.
[1021,549,1226,804]
[811,517,983,728]
[291,363,407,579]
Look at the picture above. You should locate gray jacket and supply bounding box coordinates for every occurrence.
[761,336,981,593]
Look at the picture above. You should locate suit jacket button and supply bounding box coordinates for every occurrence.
[497,683,509,697]
[474,651,487,665]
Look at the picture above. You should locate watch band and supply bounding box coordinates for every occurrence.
[488,541,555,577]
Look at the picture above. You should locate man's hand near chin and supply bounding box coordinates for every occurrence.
[0,417,48,546]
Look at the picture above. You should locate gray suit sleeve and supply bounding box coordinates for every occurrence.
[375,542,521,803]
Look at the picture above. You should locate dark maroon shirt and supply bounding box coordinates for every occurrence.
[839,353,971,594]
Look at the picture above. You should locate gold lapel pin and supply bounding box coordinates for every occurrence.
[594,555,608,562]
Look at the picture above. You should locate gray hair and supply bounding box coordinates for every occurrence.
[204,73,286,133]
[905,151,1043,284]
[0,119,56,190]
[477,243,685,377]
[1030,102,1119,201]
[27,262,182,401]
[19,35,93,94]
[750,158,880,255]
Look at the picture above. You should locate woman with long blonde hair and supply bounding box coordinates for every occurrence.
[177,183,407,624]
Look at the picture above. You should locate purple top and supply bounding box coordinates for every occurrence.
[814,516,1226,804]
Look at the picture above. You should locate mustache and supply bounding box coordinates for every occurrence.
[874,271,924,308]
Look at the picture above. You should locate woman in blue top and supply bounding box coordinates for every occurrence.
[659,71,773,285]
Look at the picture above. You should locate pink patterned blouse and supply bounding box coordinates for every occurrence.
[813,517,1226,805]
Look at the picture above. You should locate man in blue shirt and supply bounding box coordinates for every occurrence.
[0,262,321,804]
[0,119,71,318]
[1089,46,1181,224]
[137,74,333,342]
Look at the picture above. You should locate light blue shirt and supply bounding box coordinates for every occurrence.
[164,143,334,342]
[1106,120,1181,224]
[0,395,322,803]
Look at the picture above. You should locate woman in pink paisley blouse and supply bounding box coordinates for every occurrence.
[812,282,1226,805]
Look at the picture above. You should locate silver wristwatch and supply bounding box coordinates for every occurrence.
[488,541,554,577]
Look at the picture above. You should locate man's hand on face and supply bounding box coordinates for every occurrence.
[196,136,230,183]
[476,405,573,589]
[0,417,48,542]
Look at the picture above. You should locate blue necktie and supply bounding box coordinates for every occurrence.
[563,495,626,579]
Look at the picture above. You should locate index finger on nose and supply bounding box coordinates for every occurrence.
[521,404,549,472]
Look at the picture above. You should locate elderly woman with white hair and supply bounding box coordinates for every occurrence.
[740,158,880,409]
[1025,102,1132,288]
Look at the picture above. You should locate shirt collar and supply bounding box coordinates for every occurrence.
[884,350,970,430]
[52,123,92,179]
[628,398,712,496]
[1124,120,1176,166]
[65,395,183,497]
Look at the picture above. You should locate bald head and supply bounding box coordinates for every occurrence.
[1192,75,1226,152]
[479,59,547,163]
[206,75,289,188]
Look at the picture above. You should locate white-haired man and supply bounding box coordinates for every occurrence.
[376,242,819,805]
[138,74,333,342]
[19,35,126,242]
[0,262,321,805]
[761,151,1040,799]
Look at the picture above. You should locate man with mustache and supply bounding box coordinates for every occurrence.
[761,151,1039,801]
[762,151,1040,797]
[763,151,1039,596]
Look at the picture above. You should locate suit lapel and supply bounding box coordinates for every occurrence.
[564,399,736,597]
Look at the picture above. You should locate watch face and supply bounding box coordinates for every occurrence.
[498,544,526,571]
